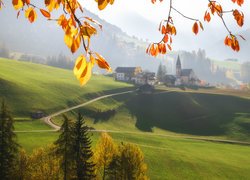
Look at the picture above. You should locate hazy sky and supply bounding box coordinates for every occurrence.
[81,0,250,50]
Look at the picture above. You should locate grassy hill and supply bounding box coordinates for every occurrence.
[1,58,250,179]
[53,87,250,141]
[0,58,132,116]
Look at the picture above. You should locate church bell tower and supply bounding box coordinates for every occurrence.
[176,55,181,78]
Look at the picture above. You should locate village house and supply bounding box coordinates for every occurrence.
[133,72,157,85]
[114,67,142,82]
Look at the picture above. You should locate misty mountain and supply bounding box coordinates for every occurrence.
[0,3,162,72]
[207,28,250,62]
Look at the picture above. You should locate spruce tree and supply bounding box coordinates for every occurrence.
[0,100,19,179]
[54,115,74,180]
[72,113,95,180]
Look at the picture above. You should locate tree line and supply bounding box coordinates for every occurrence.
[0,101,148,180]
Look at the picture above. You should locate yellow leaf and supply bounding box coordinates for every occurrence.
[25,7,37,23]
[79,62,93,86]
[98,0,108,10]
[45,0,56,12]
[73,55,87,79]
[71,33,81,53]
[12,0,24,10]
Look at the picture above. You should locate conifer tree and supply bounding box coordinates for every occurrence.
[157,63,167,82]
[54,115,74,180]
[0,100,19,179]
[72,113,96,180]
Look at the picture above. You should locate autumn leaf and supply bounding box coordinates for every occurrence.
[79,62,93,86]
[25,7,37,23]
[163,34,168,43]
[71,33,81,53]
[199,21,204,31]
[74,54,87,79]
[192,22,199,35]
[98,0,109,10]
[40,9,51,18]
[45,0,56,12]
[84,16,103,30]
[204,11,211,22]
[0,0,4,10]
[12,0,23,10]
[233,10,244,27]
[94,52,111,72]
[232,0,244,6]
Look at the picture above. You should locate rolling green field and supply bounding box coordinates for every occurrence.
[52,87,250,142]
[16,131,250,179]
[0,58,132,116]
[1,58,250,179]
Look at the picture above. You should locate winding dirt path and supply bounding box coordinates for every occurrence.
[18,89,250,146]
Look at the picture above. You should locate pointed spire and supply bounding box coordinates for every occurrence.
[176,55,181,66]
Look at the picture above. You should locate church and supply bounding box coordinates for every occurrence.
[175,55,198,86]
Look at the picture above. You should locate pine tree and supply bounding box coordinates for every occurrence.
[54,115,74,180]
[72,113,96,180]
[157,63,167,82]
[0,100,19,179]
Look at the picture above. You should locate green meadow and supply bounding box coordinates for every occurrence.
[1,58,250,179]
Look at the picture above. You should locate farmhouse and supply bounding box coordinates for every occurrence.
[115,67,142,82]
[133,72,157,85]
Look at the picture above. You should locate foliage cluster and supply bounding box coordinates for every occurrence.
[0,102,148,180]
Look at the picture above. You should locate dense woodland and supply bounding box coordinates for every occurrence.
[0,102,148,180]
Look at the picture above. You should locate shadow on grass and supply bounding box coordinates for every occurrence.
[125,92,250,136]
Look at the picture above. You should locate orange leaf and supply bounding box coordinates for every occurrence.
[162,44,167,54]
[163,34,168,43]
[40,9,51,18]
[94,52,111,72]
[204,11,211,22]
[25,7,37,23]
[12,0,23,10]
[192,22,199,35]
[167,44,172,51]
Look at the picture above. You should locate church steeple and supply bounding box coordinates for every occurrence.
[176,55,182,77]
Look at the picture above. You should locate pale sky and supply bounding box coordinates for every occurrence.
[81,0,250,46]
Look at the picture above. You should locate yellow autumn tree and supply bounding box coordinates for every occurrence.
[119,143,148,180]
[94,132,118,179]
[29,145,62,180]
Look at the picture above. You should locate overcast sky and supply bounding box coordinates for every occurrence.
[81,0,250,50]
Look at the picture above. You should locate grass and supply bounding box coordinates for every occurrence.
[16,131,250,179]
[14,119,52,131]
[2,58,249,179]
[0,58,132,116]
[52,87,250,141]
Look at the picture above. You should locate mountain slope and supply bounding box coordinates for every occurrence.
[0,2,161,71]
[0,58,132,116]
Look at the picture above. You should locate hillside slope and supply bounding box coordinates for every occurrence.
[68,89,250,141]
[0,58,132,116]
